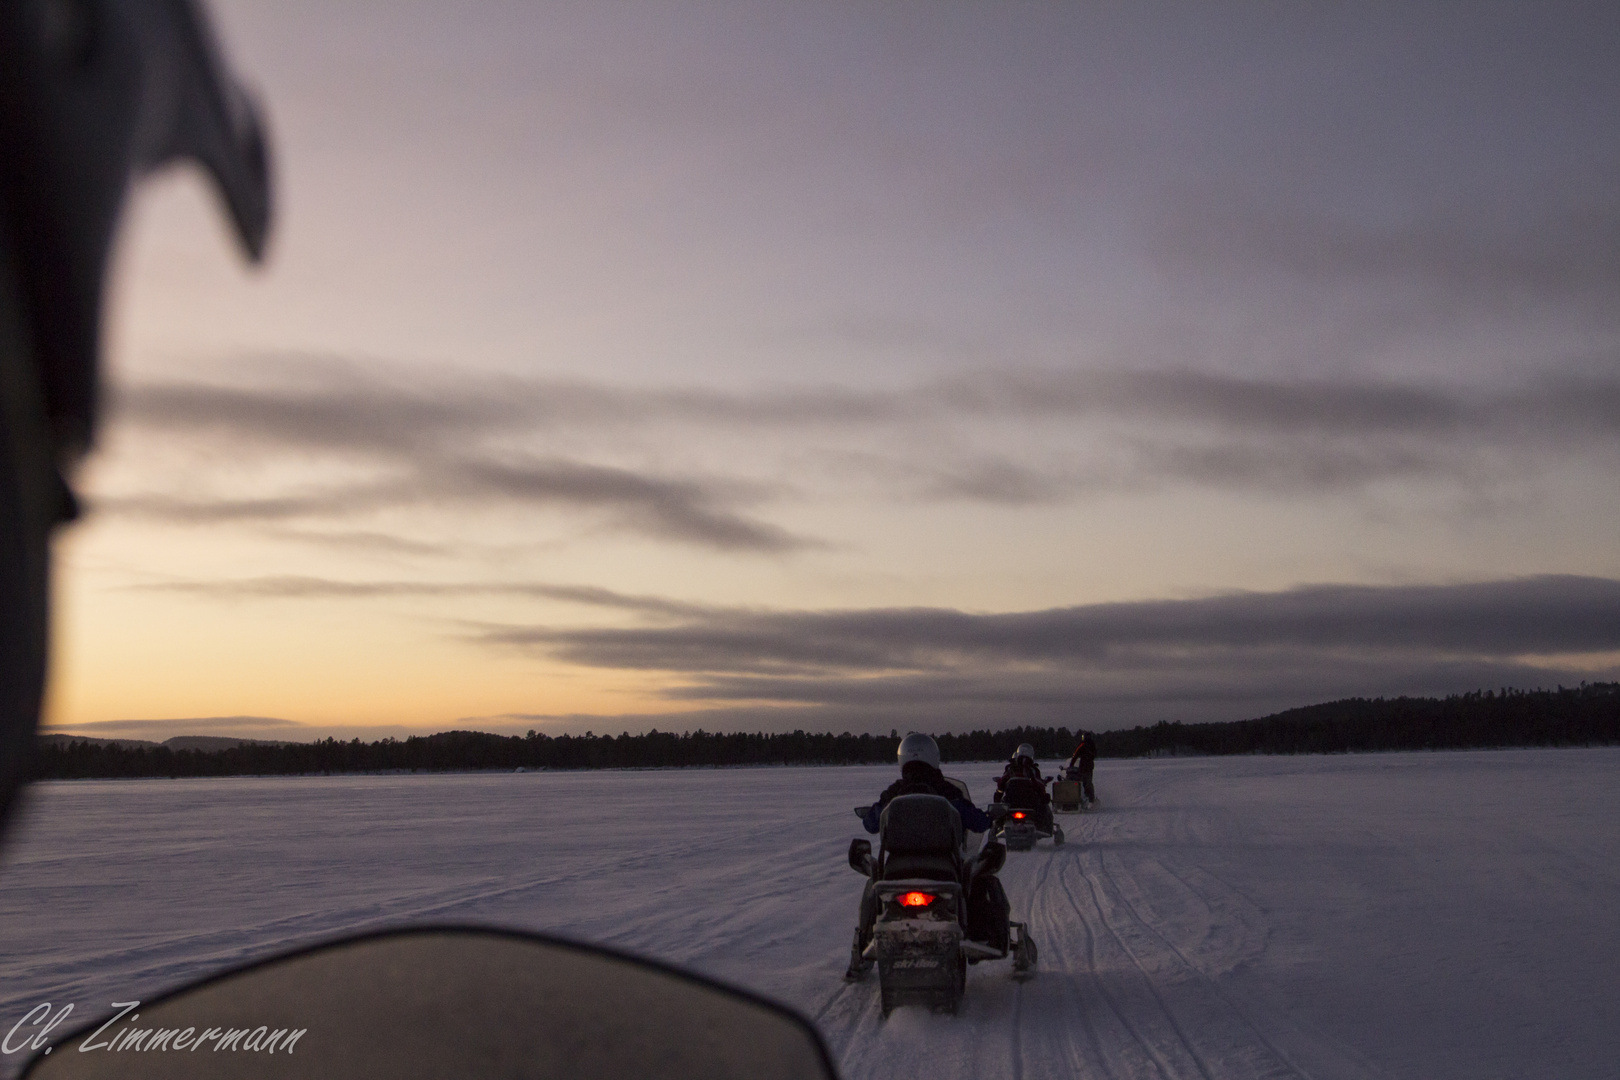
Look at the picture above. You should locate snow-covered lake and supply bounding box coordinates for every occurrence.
[2,748,1616,1079]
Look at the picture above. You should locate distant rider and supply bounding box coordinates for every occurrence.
[849,733,997,978]
[993,743,1051,808]
[1066,730,1098,807]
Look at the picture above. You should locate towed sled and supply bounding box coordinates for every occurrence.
[1054,765,1098,812]
[848,795,1036,1016]
[1051,779,1083,812]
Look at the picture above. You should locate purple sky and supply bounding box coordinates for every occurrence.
[50,0,1620,740]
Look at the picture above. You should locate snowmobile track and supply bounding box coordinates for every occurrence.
[1060,858,1184,1080]
[1086,853,1281,1079]
[1106,856,1311,1077]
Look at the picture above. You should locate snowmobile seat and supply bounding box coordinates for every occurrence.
[879,795,964,883]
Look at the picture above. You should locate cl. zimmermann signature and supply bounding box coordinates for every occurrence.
[4,1003,306,1057]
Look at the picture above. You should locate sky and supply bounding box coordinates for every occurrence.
[44,0,1620,742]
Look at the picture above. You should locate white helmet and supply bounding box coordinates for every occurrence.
[897,732,941,771]
[1015,743,1036,762]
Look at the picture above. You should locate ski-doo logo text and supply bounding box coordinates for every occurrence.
[4,1002,307,1056]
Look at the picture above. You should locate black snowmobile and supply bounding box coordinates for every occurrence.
[989,776,1065,850]
[847,794,1036,1016]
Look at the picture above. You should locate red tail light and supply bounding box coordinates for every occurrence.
[1011,811,1026,819]
[897,891,936,908]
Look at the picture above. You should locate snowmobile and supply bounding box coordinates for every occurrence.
[848,794,1036,1016]
[989,776,1065,850]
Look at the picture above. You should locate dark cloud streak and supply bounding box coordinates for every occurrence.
[1156,202,1620,314]
[99,362,1620,539]
[137,575,706,619]
[487,576,1620,674]
[98,454,804,553]
[472,575,1620,726]
[443,458,801,552]
[114,363,1620,448]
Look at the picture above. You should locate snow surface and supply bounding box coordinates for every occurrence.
[2,747,1617,1079]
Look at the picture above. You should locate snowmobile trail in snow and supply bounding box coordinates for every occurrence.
[3,750,1617,1080]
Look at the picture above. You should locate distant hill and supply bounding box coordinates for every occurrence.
[28,683,1619,780]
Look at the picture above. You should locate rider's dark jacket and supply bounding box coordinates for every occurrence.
[994,758,1050,805]
[1068,737,1097,770]
[863,762,992,835]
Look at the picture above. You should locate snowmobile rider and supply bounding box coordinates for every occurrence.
[1066,731,1098,806]
[848,733,1001,978]
[861,732,992,836]
[994,743,1052,808]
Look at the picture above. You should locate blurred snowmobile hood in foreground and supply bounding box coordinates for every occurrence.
[20,927,841,1079]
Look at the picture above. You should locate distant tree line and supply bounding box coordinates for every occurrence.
[29,683,1619,780]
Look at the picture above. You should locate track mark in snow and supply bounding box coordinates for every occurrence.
[1105,857,1391,1080]
[1086,850,1313,1079]
[1059,857,1179,1080]
[1010,981,1026,1080]
[1009,847,1054,1080]
[1104,855,1291,1072]
[1010,849,1056,1080]
[811,982,852,1026]
[1014,850,1118,1080]
[1086,852,1225,1078]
